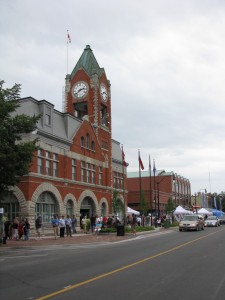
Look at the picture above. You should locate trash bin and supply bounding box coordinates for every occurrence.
[117,224,125,236]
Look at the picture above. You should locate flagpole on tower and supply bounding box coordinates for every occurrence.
[67,30,71,74]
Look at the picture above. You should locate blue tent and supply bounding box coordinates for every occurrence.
[212,209,224,217]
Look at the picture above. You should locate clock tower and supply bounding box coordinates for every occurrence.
[64,45,112,186]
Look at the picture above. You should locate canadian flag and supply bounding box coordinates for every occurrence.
[139,155,144,170]
[67,32,71,43]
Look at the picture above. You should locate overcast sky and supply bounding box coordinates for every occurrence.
[1,0,225,195]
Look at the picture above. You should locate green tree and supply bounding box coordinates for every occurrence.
[0,80,40,194]
[112,190,124,216]
[165,197,176,214]
[139,190,148,215]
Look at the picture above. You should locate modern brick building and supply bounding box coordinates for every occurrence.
[127,170,191,216]
[1,45,127,228]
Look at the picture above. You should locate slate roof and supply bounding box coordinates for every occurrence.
[71,45,105,78]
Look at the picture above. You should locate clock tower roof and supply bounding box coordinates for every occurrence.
[71,45,104,78]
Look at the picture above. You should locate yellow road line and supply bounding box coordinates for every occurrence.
[37,228,224,300]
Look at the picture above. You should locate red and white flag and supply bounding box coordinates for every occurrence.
[67,32,71,43]
[139,154,144,170]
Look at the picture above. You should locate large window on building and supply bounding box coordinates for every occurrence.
[37,149,44,174]
[53,153,58,177]
[92,164,96,184]
[81,161,86,182]
[35,192,58,223]
[113,172,123,189]
[72,159,77,180]
[99,166,103,185]
[0,194,20,221]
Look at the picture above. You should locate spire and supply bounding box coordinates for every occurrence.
[71,45,104,78]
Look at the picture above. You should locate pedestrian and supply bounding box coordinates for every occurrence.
[81,216,87,234]
[51,214,59,240]
[24,218,30,241]
[12,217,19,240]
[59,215,66,237]
[35,215,42,239]
[65,215,72,237]
[71,215,77,234]
[18,220,24,240]
[131,214,137,236]
[90,215,96,233]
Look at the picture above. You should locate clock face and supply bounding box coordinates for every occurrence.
[73,81,88,99]
[100,84,108,102]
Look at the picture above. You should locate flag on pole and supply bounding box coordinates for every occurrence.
[67,31,71,43]
[153,159,156,173]
[139,153,144,170]
[149,155,151,173]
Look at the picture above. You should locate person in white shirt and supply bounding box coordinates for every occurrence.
[59,215,66,237]
[65,215,72,237]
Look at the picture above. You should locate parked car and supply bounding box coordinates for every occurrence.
[179,215,204,231]
[218,215,225,225]
[204,216,220,227]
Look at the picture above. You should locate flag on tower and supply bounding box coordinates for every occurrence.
[67,31,71,43]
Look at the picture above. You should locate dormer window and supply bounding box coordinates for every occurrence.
[45,107,51,126]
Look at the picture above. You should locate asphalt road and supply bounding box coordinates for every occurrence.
[1,227,225,300]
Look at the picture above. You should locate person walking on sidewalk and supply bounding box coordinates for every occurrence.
[65,215,72,237]
[35,215,42,240]
[51,214,59,240]
[59,215,66,238]
[24,218,30,241]
[71,215,77,234]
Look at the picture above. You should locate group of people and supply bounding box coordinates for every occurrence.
[50,214,77,239]
[80,215,121,234]
[3,216,31,241]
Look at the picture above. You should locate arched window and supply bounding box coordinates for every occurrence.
[91,141,95,151]
[36,192,58,223]
[0,193,20,221]
[86,133,90,149]
[81,136,85,147]
[101,202,106,217]
[66,199,73,217]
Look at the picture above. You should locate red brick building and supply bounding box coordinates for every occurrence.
[1,45,127,228]
[127,170,191,216]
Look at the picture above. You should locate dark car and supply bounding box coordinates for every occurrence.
[218,215,225,224]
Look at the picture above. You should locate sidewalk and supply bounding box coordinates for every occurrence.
[0,228,163,248]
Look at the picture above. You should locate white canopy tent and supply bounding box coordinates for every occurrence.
[173,205,193,221]
[127,207,140,215]
[197,208,213,216]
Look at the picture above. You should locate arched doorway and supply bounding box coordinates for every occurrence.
[80,196,96,220]
[0,193,20,221]
[35,192,58,224]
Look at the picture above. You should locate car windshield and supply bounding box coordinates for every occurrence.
[207,216,217,220]
[183,215,197,221]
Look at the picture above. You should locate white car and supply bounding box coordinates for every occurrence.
[204,216,220,227]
